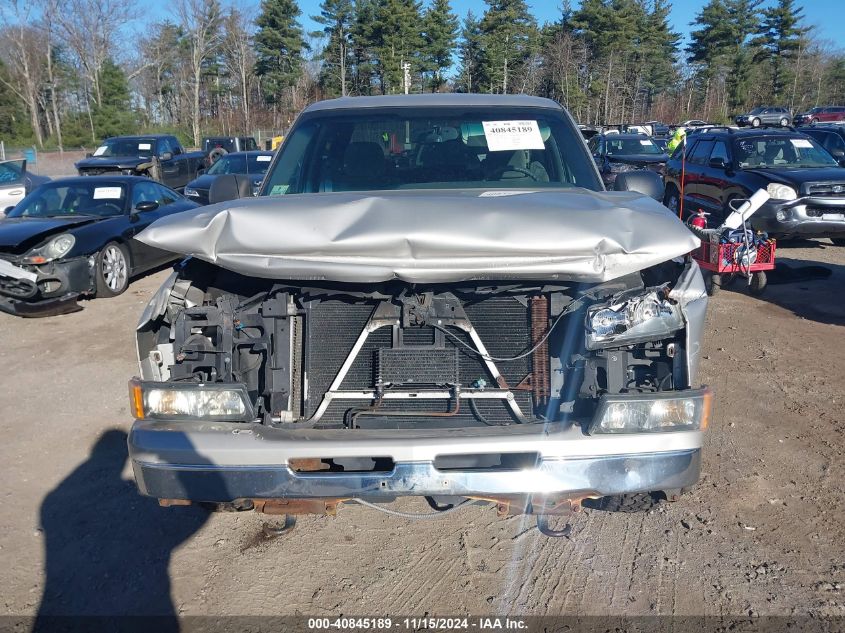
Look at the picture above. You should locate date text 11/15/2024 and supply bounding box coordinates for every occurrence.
[307,617,528,631]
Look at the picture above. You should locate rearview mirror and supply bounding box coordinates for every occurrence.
[612,170,665,202]
[160,152,173,161]
[134,200,159,212]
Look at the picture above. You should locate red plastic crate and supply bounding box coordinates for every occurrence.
[693,239,776,274]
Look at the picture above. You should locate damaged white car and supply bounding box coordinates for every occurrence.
[128,95,710,536]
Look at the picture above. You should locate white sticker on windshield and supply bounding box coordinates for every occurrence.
[640,140,652,145]
[482,121,545,152]
[93,186,123,199]
[791,138,813,149]
[479,190,535,197]
[93,146,107,156]
[256,155,272,162]
[138,143,152,151]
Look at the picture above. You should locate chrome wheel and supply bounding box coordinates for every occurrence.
[779,118,788,127]
[102,244,127,292]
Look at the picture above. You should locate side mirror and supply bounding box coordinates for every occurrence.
[85,152,93,158]
[160,152,173,161]
[831,148,845,159]
[612,170,665,202]
[134,200,159,213]
[708,157,727,169]
[208,174,253,204]
[1,206,13,216]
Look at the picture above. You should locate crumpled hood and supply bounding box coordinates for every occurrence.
[743,168,845,191]
[137,188,699,283]
[75,156,149,171]
[608,153,668,166]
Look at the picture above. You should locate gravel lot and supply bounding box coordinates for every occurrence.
[1,240,844,621]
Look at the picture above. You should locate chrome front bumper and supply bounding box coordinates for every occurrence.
[753,197,845,238]
[129,419,703,503]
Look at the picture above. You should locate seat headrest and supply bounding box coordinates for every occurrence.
[343,142,385,180]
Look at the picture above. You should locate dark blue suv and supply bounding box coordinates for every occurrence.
[663,127,845,243]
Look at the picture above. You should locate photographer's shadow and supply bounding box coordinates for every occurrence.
[34,429,210,630]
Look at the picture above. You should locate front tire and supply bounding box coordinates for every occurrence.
[779,118,789,127]
[95,242,130,297]
[751,117,761,128]
[663,185,681,215]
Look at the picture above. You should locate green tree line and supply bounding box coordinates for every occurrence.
[0,0,842,149]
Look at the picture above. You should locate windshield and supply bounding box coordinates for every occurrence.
[734,136,839,169]
[9,182,127,218]
[263,107,602,195]
[207,153,273,176]
[605,137,663,156]
[92,138,155,158]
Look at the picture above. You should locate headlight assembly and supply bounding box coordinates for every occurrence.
[585,287,684,350]
[608,161,637,173]
[22,233,76,264]
[129,379,254,421]
[766,183,797,200]
[590,388,712,434]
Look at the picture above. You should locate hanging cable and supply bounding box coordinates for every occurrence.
[432,295,589,362]
[348,498,475,520]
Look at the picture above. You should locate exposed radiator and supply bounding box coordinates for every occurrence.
[301,296,536,426]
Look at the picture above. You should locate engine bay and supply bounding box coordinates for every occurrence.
[137,259,693,430]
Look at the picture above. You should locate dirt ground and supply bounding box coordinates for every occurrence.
[1,240,844,621]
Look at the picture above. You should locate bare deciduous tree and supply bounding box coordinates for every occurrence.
[173,0,224,146]
[0,0,46,147]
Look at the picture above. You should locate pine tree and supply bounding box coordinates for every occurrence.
[371,0,424,94]
[421,0,458,92]
[350,0,380,95]
[687,0,762,112]
[92,59,138,138]
[254,0,308,105]
[455,11,482,93]
[313,0,354,96]
[478,0,538,94]
[753,0,809,100]
[639,0,680,111]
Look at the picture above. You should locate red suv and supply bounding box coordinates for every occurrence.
[794,106,845,126]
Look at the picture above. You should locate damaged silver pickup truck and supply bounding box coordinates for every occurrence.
[128,95,711,535]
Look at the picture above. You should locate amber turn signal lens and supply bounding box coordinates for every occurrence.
[700,387,713,430]
[129,379,145,419]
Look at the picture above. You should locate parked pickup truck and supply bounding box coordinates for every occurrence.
[128,94,711,536]
[75,135,206,192]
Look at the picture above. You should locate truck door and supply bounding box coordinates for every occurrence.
[157,137,182,189]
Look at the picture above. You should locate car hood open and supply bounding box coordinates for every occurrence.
[137,188,699,283]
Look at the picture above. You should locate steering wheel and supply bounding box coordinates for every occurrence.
[95,202,123,215]
[486,166,538,181]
